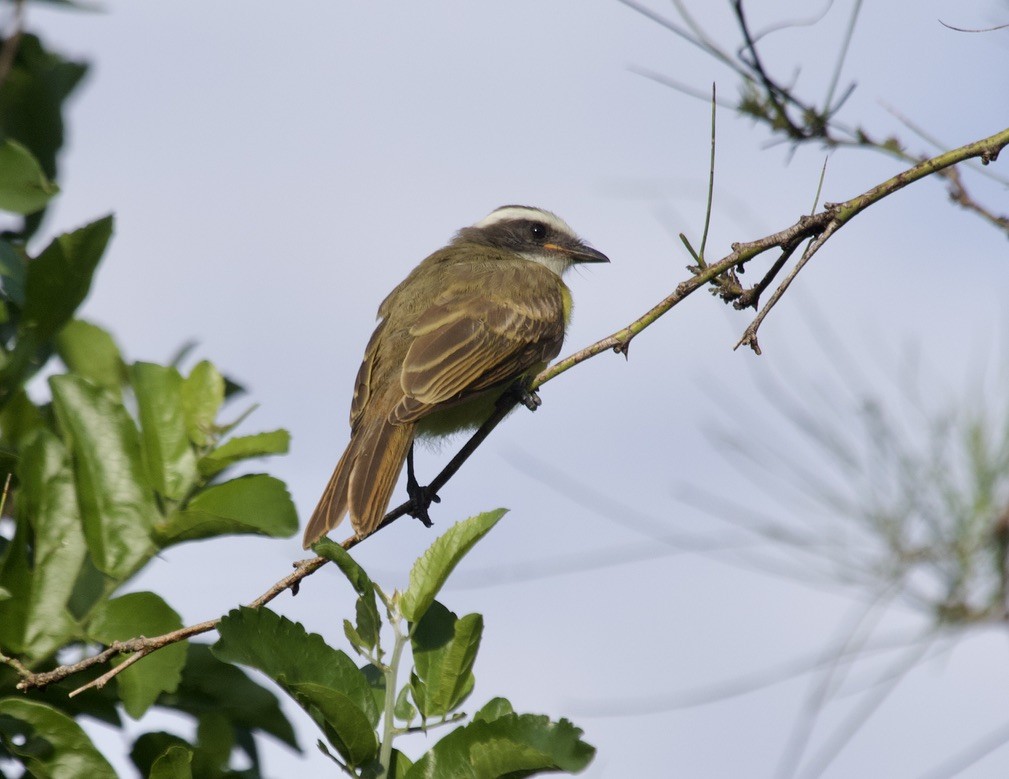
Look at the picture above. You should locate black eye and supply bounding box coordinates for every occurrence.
[530,222,547,240]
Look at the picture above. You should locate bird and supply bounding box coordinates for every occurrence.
[302,205,609,547]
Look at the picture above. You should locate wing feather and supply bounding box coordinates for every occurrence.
[390,264,566,424]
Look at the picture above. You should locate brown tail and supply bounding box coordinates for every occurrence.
[302,416,414,548]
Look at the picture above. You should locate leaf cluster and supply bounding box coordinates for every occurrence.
[0,29,300,777]
[207,510,595,778]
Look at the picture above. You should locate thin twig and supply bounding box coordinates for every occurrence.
[822,0,863,114]
[697,83,717,266]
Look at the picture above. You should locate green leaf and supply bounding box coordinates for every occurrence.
[343,616,375,659]
[0,217,114,406]
[131,362,198,500]
[0,510,32,653]
[0,138,59,214]
[405,712,595,779]
[410,602,482,718]
[130,732,193,778]
[49,373,156,578]
[22,215,113,345]
[180,360,224,447]
[156,473,297,544]
[0,697,116,778]
[197,428,290,478]
[214,607,379,766]
[162,642,299,751]
[0,388,44,449]
[473,697,514,724]
[56,319,126,392]
[213,606,379,726]
[362,748,414,779]
[0,238,27,305]
[149,745,193,779]
[314,539,375,597]
[394,685,417,725]
[400,508,507,623]
[0,33,87,181]
[15,429,86,660]
[194,710,232,771]
[88,592,186,718]
[360,662,386,721]
[315,540,381,654]
[290,681,379,767]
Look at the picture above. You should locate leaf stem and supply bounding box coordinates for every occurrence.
[379,612,408,779]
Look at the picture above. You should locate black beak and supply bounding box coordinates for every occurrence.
[567,244,610,264]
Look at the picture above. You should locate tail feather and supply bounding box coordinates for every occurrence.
[302,416,414,548]
[348,420,413,537]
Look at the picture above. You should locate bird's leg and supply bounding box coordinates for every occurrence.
[406,442,440,528]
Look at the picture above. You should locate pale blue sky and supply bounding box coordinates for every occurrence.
[23,1,1009,776]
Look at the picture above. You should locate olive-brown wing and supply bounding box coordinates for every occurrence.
[349,319,386,429]
[390,273,565,424]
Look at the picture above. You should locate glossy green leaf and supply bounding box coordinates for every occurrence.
[180,360,224,447]
[0,697,116,778]
[88,592,185,718]
[56,319,125,392]
[156,473,297,544]
[197,428,290,478]
[16,428,86,660]
[131,362,198,500]
[213,606,379,726]
[0,138,59,214]
[49,373,156,578]
[400,508,507,623]
[149,745,193,779]
[411,602,482,718]
[406,712,595,779]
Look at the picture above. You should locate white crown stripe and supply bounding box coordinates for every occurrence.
[472,206,575,238]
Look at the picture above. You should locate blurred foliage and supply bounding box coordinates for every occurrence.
[0,13,593,779]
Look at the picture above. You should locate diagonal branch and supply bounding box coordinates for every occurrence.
[10,123,1008,696]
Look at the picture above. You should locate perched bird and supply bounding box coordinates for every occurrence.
[302,205,608,547]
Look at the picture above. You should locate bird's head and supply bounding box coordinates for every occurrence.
[455,205,609,276]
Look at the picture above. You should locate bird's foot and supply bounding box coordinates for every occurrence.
[406,481,441,528]
[406,443,439,528]
[501,379,542,412]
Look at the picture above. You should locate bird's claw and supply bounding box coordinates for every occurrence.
[407,482,440,528]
